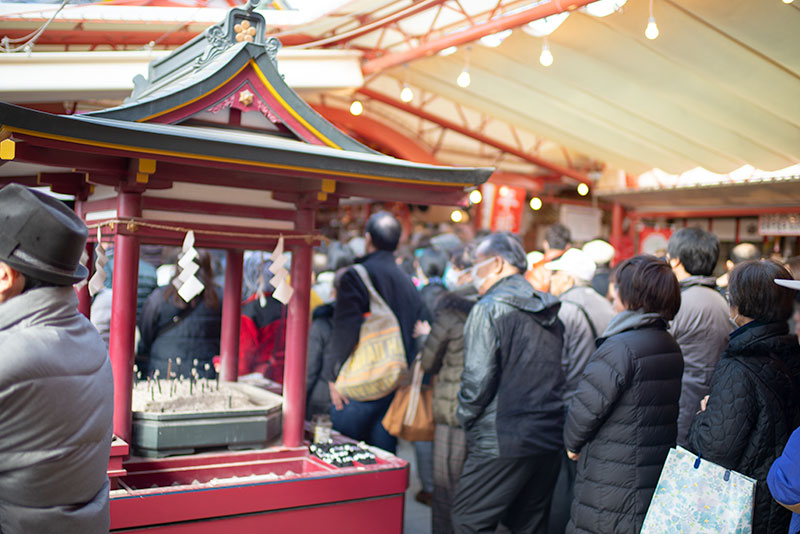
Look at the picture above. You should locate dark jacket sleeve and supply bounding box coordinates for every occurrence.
[420,310,451,375]
[564,338,633,453]
[306,318,329,398]
[687,358,755,468]
[321,268,368,383]
[457,304,500,431]
[137,288,164,356]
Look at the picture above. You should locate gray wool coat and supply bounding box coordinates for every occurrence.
[558,285,615,403]
[0,286,114,534]
[668,276,733,446]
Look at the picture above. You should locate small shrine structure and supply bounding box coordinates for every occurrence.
[0,1,491,530]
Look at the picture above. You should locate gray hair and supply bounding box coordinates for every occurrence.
[474,232,527,273]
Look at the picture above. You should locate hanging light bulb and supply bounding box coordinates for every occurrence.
[530,197,543,211]
[781,0,793,4]
[539,39,554,67]
[469,189,482,204]
[457,69,471,88]
[400,63,414,102]
[577,183,590,196]
[645,16,659,39]
[645,0,659,39]
[457,45,472,88]
[450,209,464,223]
[349,100,363,116]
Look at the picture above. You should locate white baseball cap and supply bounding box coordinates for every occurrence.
[582,239,615,265]
[527,251,544,270]
[775,279,800,290]
[545,248,597,282]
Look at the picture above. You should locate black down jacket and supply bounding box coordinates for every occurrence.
[138,286,222,378]
[420,291,475,427]
[306,303,334,419]
[687,321,800,534]
[458,274,565,458]
[564,311,684,534]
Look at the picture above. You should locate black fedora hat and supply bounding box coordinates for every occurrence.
[0,183,89,285]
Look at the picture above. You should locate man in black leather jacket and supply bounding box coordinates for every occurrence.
[451,233,565,534]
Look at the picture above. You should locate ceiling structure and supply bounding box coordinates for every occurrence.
[1,0,799,210]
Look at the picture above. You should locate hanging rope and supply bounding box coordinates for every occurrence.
[0,0,70,53]
[85,218,327,245]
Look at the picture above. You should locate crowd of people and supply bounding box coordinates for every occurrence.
[3,180,800,533]
[313,212,800,534]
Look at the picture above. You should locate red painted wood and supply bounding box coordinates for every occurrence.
[611,202,624,266]
[141,196,296,221]
[12,142,128,173]
[15,135,470,206]
[109,190,141,443]
[110,461,408,529]
[220,249,243,382]
[112,493,404,533]
[283,208,314,447]
[148,68,327,147]
[76,240,92,318]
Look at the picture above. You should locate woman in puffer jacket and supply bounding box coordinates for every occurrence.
[564,255,684,534]
[687,260,800,534]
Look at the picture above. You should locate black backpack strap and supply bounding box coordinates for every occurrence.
[569,301,599,340]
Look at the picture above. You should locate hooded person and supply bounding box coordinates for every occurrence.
[0,184,114,534]
[451,232,566,534]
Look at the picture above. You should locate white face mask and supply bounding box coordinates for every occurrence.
[444,267,463,290]
[470,256,498,292]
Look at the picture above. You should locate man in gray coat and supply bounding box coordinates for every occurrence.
[546,248,615,403]
[545,247,615,534]
[667,227,732,446]
[0,184,114,534]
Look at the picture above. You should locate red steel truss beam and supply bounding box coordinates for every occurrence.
[291,0,450,49]
[362,0,598,74]
[357,87,591,185]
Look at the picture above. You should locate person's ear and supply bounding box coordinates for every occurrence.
[726,260,735,272]
[493,256,504,273]
[0,262,24,302]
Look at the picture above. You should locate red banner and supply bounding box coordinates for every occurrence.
[490,185,526,234]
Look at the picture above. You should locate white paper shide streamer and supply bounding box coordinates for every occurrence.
[75,248,89,290]
[269,236,293,305]
[88,227,108,296]
[173,230,205,302]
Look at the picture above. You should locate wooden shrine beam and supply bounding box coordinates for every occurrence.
[11,142,128,173]
[362,0,599,74]
[357,87,591,186]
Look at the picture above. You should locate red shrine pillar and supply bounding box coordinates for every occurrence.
[282,208,314,448]
[76,242,93,318]
[610,202,624,266]
[109,190,141,443]
[220,249,244,382]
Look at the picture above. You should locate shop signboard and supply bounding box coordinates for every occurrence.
[758,213,800,236]
[488,184,526,233]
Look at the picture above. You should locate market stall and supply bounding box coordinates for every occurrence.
[0,2,491,529]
